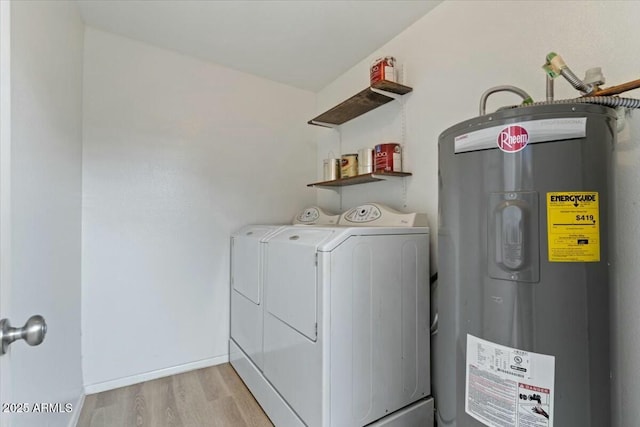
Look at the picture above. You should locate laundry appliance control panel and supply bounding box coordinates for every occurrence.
[293,206,339,225]
[339,203,428,227]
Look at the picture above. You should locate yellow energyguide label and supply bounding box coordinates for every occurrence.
[547,192,600,262]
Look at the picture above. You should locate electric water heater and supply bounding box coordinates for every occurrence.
[434,103,615,427]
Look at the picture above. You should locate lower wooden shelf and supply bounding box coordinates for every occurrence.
[307,171,412,188]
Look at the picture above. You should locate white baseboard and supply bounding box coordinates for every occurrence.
[83,355,229,395]
[68,392,85,427]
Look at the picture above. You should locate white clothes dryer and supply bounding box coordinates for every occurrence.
[230,207,338,370]
[230,203,434,427]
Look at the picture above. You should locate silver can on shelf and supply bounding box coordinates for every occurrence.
[323,158,340,181]
[357,148,374,174]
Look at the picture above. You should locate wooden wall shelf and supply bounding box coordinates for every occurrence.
[307,171,412,188]
[308,81,412,127]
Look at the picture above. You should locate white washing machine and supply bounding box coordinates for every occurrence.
[230,203,434,427]
[230,207,338,370]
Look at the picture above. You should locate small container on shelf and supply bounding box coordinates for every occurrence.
[375,143,402,172]
[323,158,340,181]
[358,147,374,175]
[340,154,358,178]
[370,56,397,85]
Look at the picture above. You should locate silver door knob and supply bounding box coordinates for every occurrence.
[0,315,47,355]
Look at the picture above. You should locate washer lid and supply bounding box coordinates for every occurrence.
[266,226,337,249]
[232,224,284,240]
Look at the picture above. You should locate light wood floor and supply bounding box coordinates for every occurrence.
[77,363,273,427]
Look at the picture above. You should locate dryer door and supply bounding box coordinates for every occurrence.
[262,227,333,426]
[231,226,277,304]
[230,225,280,369]
[264,228,333,341]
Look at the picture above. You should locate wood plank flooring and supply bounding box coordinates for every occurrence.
[77,363,273,427]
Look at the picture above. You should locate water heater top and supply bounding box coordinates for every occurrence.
[438,103,617,145]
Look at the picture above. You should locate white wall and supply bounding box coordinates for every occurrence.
[9,1,84,425]
[81,28,316,392]
[315,1,640,426]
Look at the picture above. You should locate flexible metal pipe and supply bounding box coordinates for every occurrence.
[531,96,640,109]
[479,85,533,115]
[560,67,596,94]
[546,75,554,102]
[544,52,597,95]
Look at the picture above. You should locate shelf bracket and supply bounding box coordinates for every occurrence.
[307,183,341,192]
[370,173,401,181]
[370,86,404,100]
[308,119,338,128]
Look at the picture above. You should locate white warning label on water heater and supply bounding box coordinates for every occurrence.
[466,334,555,427]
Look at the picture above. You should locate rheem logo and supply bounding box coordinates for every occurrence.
[497,125,529,153]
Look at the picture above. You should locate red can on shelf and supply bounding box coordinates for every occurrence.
[374,143,402,172]
[370,56,396,85]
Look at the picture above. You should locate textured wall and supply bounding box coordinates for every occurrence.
[82,28,316,391]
